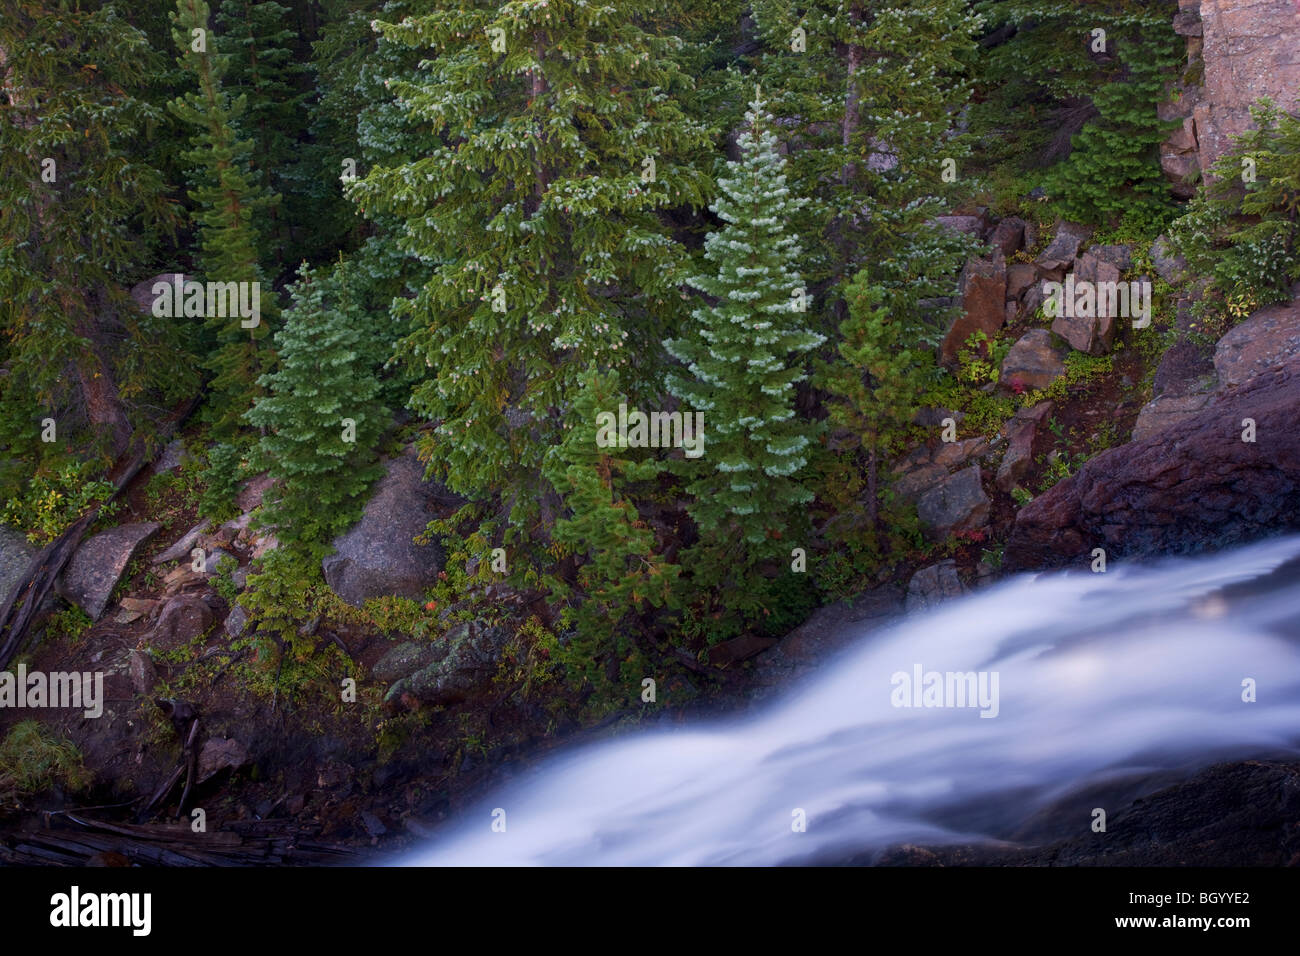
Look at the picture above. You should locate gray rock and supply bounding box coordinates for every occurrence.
[323,447,456,606]
[150,439,192,476]
[1088,244,1133,273]
[151,520,211,565]
[996,402,1052,494]
[128,649,157,696]
[197,737,249,783]
[1001,329,1066,391]
[1049,253,1121,355]
[148,594,216,648]
[371,641,443,684]
[56,522,161,620]
[1214,296,1300,388]
[0,526,37,609]
[224,604,249,638]
[1034,222,1092,279]
[1131,392,1214,442]
[386,622,510,707]
[916,466,990,539]
[933,215,986,238]
[905,560,967,612]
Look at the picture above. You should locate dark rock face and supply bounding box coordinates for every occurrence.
[1033,221,1091,280]
[987,216,1025,258]
[905,560,966,613]
[1214,295,1300,387]
[1005,358,1300,571]
[323,447,455,606]
[57,522,161,620]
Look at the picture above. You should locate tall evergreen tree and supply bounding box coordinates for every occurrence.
[0,0,192,483]
[349,0,714,549]
[168,0,280,439]
[246,260,387,561]
[666,93,824,554]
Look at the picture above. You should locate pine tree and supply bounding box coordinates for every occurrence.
[168,0,281,439]
[817,271,929,538]
[0,0,192,483]
[541,366,678,684]
[349,0,714,546]
[666,93,824,554]
[245,260,387,561]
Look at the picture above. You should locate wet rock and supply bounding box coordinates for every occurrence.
[1214,295,1300,388]
[940,251,1007,367]
[1000,329,1066,391]
[57,522,161,621]
[916,466,990,539]
[1004,356,1300,571]
[323,446,455,606]
[905,560,966,612]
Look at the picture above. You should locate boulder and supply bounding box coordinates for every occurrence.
[323,447,457,606]
[933,215,986,238]
[1033,222,1092,280]
[224,604,249,638]
[372,641,443,684]
[1004,356,1300,571]
[148,594,218,649]
[940,251,1007,367]
[57,522,161,620]
[385,621,511,707]
[997,401,1053,492]
[151,520,210,565]
[1000,329,1066,391]
[916,466,990,539]
[1214,295,1300,388]
[1152,339,1217,399]
[197,737,249,784]
[1088,244,1134,273]
[905,560,966,613]
[1050,254,1120,355]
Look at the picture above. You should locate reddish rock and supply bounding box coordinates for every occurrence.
[1001,329,1066,391]
[1004,358,1300,571]
[1214,294,1300,387]
[940,252,1007,367]
[988,216,1026,258]
[1005,263,1037,302]
[1033,222,1092,280]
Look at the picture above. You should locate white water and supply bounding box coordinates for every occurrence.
[406,535,1300,866]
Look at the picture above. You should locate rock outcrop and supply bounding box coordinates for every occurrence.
[57,522,161,620]
[1005,356,1300,571]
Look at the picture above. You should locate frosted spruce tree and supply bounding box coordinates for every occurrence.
[667,93,824,555]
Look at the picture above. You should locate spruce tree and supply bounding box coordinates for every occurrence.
[245,260,387,561]
[349,0,714,546]
[168,0,281,439]
[666,93,824,553]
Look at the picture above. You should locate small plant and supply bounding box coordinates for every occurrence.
[44,605,93,645]
[1011,486,1034,507]
[0,721,92,802]
[1,463,119,543]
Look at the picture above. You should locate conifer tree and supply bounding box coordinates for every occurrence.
[817,271,928,536]
[169,0,281,439]
[216,0,311,267]
[0,0,192,481]
[666,93,824,553]
[541,367,678,681]
[349,0,714,544]
[246,260,387,561]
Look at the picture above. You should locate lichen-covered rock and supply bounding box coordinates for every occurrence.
[385,622,511,707]
[916,466,990,540]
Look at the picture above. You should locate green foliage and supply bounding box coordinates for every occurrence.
[0,721,92,802]
[1,463,119,544]
[1169,98,1300,323]
[246,260,387,561]
[197,439,251,522]
[351,0,714,542]
[667,95,823,558]
[169,0,280,439]
[542,367,679,664]
[44,605,94,645]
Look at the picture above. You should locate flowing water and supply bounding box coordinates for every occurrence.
[406,535,1300,866]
